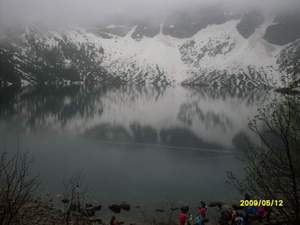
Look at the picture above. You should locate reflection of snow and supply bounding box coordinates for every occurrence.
[63,96,71,106]
[81,86,270,148]
[63,59,72,69]
[2,85,271,149]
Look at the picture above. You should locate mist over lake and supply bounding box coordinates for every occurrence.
[0,84,272,201]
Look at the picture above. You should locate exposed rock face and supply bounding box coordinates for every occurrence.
[264,11,300,45]
[162,5,236,38]
[181,67,275,89]
[276,39,300,92]
[277,39,300,76]
[177,21,280,89]
[179,35,235,67]
[131,23,160,41]
[236,10,264,38]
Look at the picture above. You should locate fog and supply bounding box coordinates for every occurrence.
[0,0,299,28]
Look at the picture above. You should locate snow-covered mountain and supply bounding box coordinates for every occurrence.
[1,5,300,89]
[0,29,116,87]
[95,16,293,89]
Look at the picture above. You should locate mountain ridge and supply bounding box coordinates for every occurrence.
[0,11,299,90]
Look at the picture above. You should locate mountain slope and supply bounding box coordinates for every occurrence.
[1,13,299,89]
[97,20,283,89]
[0,29,117,87]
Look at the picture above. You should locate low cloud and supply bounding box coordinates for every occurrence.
[0,0,299,28]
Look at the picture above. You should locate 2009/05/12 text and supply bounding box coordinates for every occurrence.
[240,200,283,207]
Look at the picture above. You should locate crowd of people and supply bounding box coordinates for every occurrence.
[178,198,268,225]
[217,204,268,225]
[179,201,208,225]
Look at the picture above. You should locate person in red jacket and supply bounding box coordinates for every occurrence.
[179,208,188,225]
[198,201,207,220]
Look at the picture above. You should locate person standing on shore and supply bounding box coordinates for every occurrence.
[218,204,232,225]
[187,213,193,225]
[179,208,188,225]
[75,184,80,211]
[198,201,207,221]
[194,213,202,225]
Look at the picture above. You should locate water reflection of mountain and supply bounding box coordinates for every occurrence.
[177,86,270,132]
[98,84,168,106]
[0,84,168,130]
[175,86,271,148]
[0,84,271,149]
[1,85,102,129]
[183,86,270,106]
[178,102,234,132]
[84,122,223,150]
[0,86,20,117]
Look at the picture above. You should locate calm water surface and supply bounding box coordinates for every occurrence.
[0,85,271,202]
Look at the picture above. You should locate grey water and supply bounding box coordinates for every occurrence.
[0,84,270,203]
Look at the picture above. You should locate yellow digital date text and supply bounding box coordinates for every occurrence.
[240,200,283,207]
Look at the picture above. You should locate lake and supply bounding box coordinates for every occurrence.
[0,84,270,203]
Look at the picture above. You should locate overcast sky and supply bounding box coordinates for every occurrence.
[0,0,299,28]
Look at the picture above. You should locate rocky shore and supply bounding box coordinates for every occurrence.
[15,200,272,225]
